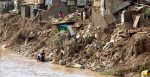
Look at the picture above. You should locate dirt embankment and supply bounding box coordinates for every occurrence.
[1,14,150,77]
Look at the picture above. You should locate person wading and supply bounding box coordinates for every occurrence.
[37,50,45,62]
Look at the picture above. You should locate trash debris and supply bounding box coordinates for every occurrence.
[73,64,85,69]
[1,0,150,77]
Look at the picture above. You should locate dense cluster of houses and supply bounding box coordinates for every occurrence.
[0,0,149,26]
[8,0,101,18]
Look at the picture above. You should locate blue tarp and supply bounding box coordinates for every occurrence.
[58,24,68,31]
[57,24,75,36]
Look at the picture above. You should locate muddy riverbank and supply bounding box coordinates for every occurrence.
[0,48,114,77]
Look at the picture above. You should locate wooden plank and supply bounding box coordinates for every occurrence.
[133,15,140,28]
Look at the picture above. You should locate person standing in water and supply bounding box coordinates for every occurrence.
[37,50,45,62]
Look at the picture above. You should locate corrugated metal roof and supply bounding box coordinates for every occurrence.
[110,1,130,13]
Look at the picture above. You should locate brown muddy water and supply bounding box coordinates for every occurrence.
[0,49,113,77]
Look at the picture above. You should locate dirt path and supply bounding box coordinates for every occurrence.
[0,48,114,77]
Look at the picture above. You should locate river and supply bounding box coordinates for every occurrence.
[0,48,113,77]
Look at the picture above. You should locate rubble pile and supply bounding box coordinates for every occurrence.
[0,14,21,43]
[99,27,150,76]
[47,23,97,66]
[1,5,150,77]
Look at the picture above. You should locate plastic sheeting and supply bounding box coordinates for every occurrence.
[67,25,75,36]
[57,24,75,36]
